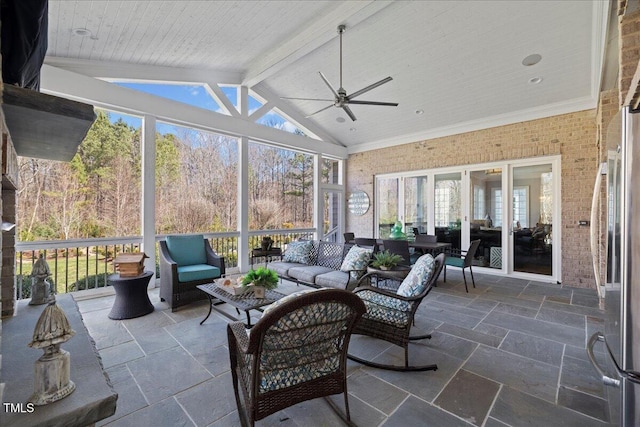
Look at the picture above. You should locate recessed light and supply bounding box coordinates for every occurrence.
[72,28,92,37]
[522,54,542,66]
[336,117,346,123]
[415,109,424,115]
[349,127,356,132]
[528,76,543,84]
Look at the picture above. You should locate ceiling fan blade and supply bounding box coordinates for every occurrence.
[305,104,334,118]
[281,96,335,102]
[348,76,393,100]
[318,72,340,99]
[347,100,399,107]
[342,105,357,122]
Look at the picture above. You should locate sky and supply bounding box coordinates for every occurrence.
[106,82,304,137]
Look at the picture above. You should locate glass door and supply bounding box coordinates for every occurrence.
[377,177,399,238]
[404,176,429,238]
[434,173,462,251]
[322,190,342,242]
[511,164,553,276]
[469,168,504,269]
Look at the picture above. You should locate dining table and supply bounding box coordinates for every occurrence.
[407,241,451,255]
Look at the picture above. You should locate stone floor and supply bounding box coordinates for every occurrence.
[75,269,613,427]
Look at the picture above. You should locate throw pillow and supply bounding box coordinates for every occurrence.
[282,240,313,264]
[396,254,435,297]
[340,245,372,272]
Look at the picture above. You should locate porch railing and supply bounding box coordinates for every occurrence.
[15,229,315,300]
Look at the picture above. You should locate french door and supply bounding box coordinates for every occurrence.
[375,156,560,282]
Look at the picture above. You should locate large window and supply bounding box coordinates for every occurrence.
[18,110,143,240]
[155,122,238,234]
[248,142,314,229]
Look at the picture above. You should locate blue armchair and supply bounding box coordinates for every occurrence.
[159,234,225,312]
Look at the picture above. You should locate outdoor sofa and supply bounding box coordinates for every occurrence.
[268,240,372,291]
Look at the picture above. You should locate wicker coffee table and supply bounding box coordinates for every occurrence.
[197,282,286,327]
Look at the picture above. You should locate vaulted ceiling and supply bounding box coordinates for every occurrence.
[44,0,611,154]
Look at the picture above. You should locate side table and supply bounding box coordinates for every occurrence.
[250,247,282,267]
[108,271,154,320]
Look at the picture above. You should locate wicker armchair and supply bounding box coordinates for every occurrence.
[348,252,445,371]
[159,235,225,312]
[227,288,366,427]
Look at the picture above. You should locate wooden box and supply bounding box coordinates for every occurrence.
[114,252,148,277]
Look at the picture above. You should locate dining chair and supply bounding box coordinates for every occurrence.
[354,237,379,253]
[444,239,481,292]
[382,239,412,266]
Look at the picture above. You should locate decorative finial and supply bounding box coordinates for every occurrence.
[28,301,76,405]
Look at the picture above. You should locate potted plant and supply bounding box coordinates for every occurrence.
[241,267,279,298]
[371,250,404,271]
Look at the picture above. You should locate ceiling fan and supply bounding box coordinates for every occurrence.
[281,25,398,122]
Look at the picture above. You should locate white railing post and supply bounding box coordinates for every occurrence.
[238,136,250,272]
[142,115,157,280]
[314,154,323,240]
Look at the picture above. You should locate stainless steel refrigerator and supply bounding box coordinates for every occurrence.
[588,106,640,426]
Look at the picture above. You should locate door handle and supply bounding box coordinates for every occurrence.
[587,332,620,387]
[590,162,606,300]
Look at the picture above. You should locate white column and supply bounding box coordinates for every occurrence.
[313,154,323,239]
[141,115,156,282]
[238,136,250,272]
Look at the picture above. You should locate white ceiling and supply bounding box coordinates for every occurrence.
[44,0,610,154]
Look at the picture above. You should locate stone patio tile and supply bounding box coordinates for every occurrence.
[82,309,134,350]
[473,322,509,339]
[103,397,192,427]
[463,345,559,403]
[436,323,503,348]
[165,317,231,375]
[490,386,607,427]
[494,277,531,287]
[429,299,490,318]
[499,330,564,366]
[421,304,483,329]
[560,355,606,398]
[536,307,586,329]
[521,283,573,299]
[425,330,479,360]
[482,311,585,347]
[175,372,237,426]
[384,395,471,427]
[434,369,500,426]
[346,369,408,415]
[275,396,351,427]
[105,364,132,385]
[100,340,145,369]
[326,393,387,427]
[546,294,572,304]
[367,347,465,402]
[571,293,601,308]
[128,327,180,355]
[477,292,542,309]
[465,298,499,313]
[558,386,610,422]
[493,302,539,318]
[97,375,148,426]
[541,300,604,318]
[77,295,116,313]
[484,417,511,427]
[127,346,212,404]
[432,292,477,306]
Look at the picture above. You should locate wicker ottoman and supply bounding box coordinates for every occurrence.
[108,271,154,319]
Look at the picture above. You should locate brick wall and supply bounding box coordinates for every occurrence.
[346,109,598,288]
[619,2,640,107]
